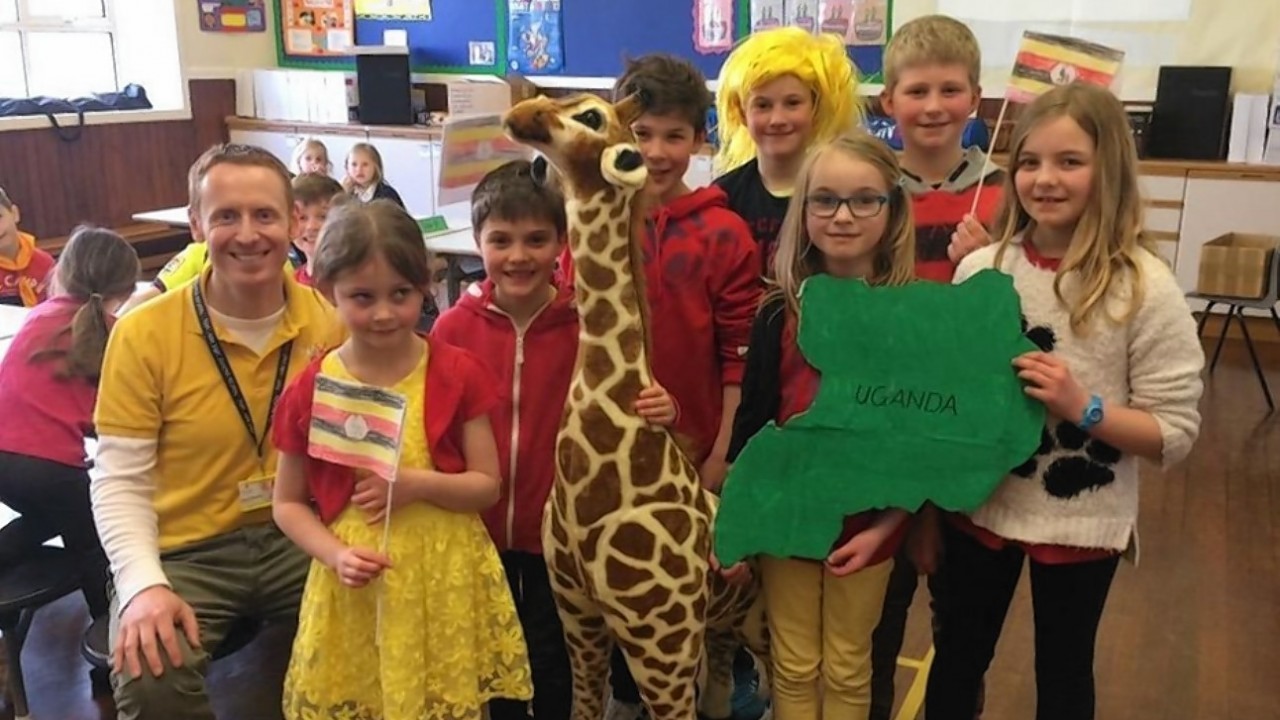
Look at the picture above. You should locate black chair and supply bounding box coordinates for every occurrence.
[1188,248,1280,412]
[0,545,84,719]
[80,612,263,689]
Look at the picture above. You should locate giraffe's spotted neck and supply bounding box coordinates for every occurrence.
[566,186,655,405]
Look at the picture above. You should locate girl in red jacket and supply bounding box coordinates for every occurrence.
[272,199,533,720]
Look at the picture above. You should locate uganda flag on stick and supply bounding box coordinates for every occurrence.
[1006,31,1125,103]
[308,375,409,481]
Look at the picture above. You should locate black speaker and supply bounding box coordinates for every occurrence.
[1147,66,1233,161]
[355,46,413,126]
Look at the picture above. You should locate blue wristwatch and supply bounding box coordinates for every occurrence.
[1078,394,1104,430]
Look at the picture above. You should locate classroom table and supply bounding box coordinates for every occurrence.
[424,226,481,306]
[132,206,191,227]
[0,303,30,342]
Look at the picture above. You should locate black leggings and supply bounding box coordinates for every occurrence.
[925,521,1120,720]
[0,451,110,617]
[490,551,573,720]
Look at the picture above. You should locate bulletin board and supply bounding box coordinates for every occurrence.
[276,0,506,73]
[276,0,892,83]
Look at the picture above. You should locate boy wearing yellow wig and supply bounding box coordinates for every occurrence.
[713,27,862,275]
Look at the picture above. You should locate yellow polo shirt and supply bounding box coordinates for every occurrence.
[96,268,345,551]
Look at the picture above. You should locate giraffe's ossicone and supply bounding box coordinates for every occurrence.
[503,92,770,720]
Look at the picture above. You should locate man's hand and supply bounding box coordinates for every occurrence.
[113,585,201,679]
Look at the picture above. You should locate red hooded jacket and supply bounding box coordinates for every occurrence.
[430,280,579,554]
[557,186,761,465]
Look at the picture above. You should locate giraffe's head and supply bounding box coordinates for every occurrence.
[503,92,649,201]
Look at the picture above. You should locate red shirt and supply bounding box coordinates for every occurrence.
[294,265,314,287]
[558,185,762,465]
[272,338,499,524]
[949,239,1118,566]
[0,233,55,307]
[0,296,106,468]
[777,309,906,565]
[431,280,579,554]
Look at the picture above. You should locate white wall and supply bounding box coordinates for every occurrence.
[174,0,277,79]
[892,0,1280,100]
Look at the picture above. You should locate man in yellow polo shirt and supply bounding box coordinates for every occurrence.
[92,143,344,719]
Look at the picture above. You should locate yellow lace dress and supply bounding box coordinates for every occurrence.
[282,347,533,720]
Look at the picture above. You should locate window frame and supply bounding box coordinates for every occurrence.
[0,0,118,99]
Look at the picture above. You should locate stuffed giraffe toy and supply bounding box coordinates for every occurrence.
[504,92,768,720]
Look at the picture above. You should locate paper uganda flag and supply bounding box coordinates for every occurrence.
[1007,31,1125,104]
[307,375,408,481]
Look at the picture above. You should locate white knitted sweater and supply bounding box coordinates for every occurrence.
[954,237,1204,553]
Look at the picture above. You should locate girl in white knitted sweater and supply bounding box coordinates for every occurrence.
[923,83,1205,720]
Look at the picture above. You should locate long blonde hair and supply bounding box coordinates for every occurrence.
[992,83,1154,334]
[771,132,916,314]
[715,27,862,175]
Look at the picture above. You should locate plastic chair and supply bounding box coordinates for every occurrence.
[0,545,83,719]
[1187,248,1280,411]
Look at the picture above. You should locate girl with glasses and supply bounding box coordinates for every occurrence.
[725,131,916,720]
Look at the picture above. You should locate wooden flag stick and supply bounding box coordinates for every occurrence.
[970,97,1010,217]
[376,416,407,648]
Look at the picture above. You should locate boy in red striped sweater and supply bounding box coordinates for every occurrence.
[870,14,1001,720]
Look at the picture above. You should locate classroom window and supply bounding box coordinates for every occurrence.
[0,0,118,98]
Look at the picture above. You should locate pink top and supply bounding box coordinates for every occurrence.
[0,296,105,468]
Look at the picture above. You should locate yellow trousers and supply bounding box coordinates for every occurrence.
[759,556,894,720]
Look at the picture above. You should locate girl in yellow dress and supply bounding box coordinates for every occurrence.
[271,199,533,720]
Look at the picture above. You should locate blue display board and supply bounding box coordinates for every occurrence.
[276,0,888,82]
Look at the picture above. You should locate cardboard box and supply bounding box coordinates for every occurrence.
[446,75,539,117]
[1196,233,1280,299]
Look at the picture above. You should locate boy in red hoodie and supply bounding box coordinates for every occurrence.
[432,160,675,720]
[599,53,763,720]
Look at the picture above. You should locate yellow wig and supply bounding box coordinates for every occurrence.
[714,27,862,174]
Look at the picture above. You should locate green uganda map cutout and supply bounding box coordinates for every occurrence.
[714,269,1045,565]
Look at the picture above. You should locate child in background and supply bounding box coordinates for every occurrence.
[714,27,861,275]
[0,186,55,306]
[595,53,762,720]
[290,172,344,286]
[0,226,139,619]
[869,15,1004,719]
[925,83,1204,720]
[432,160,677,720]
[343,142,406,209]
[271,199,531,720]
[728,132,915,720]
[292,137,333,177]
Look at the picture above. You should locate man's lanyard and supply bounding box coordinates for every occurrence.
[192,281,293,463]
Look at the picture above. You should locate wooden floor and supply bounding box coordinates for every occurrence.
[2,339,1277,720]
